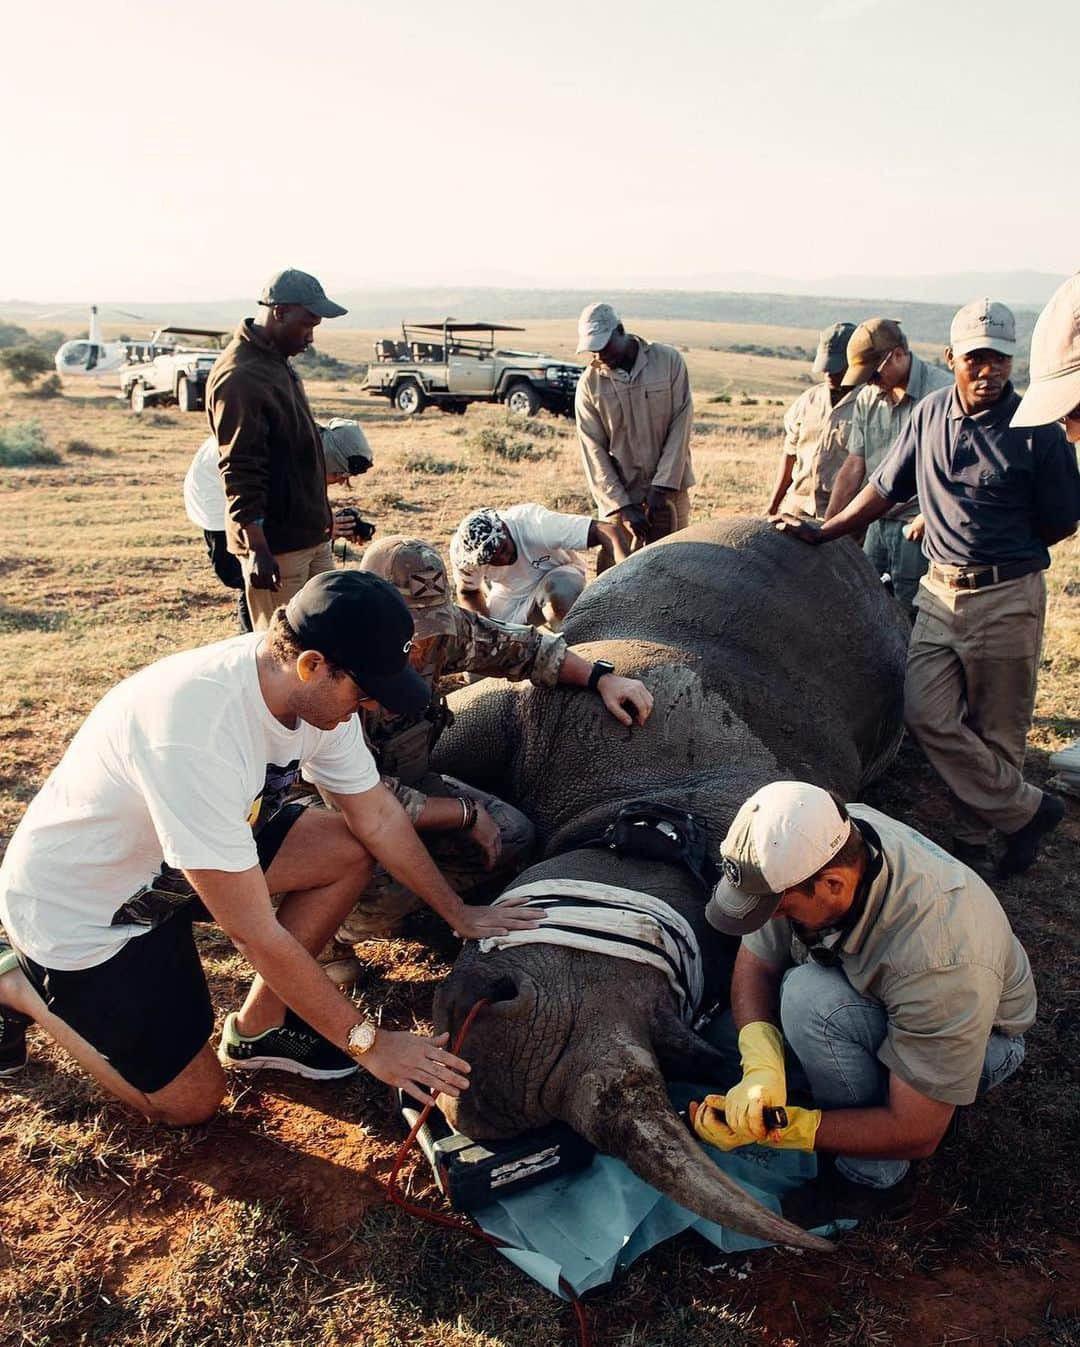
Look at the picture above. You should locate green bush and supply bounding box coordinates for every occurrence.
[26,373,62,399]
[0,344,54,386]
[468,425,552,463]
[403,453,466,475]
[709,393,732,404]
[0,420,61,466]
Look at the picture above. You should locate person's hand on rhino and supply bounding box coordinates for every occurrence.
[770,513,826,544]
[450,893,543,942]
[363,1027,471,1107]
[596,672,654,728]
[467,802,503,870]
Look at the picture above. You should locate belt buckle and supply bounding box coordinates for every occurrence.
[957,571,978,590]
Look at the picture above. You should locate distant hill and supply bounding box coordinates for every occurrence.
[1,283,1047,347]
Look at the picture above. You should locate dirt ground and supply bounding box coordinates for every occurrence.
[0,326,1078,1346]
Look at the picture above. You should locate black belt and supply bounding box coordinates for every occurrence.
[927,557,1044,591]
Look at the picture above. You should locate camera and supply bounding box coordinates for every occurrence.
[336,506,376,542]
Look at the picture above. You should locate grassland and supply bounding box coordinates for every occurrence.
[0,322,1077,1347]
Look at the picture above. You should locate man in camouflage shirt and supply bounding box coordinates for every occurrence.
[330,536,653,957]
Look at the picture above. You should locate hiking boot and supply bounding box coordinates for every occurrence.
[950,839,995,881]
[218,1009,357,1081]
[998,792,1066,878]
[0,945,30,1076]
[782,1157,919,1229]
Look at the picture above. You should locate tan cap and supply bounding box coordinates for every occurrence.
[704,782,852,936]
[1011,273,1080,428]
[841,318,906,387]
[949,297,1016,358]
[319,418,372,475]
[358,535,456,639]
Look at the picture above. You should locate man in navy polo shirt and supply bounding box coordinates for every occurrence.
[772,299,1079,878]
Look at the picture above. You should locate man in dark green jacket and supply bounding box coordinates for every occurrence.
[207,268,348,629]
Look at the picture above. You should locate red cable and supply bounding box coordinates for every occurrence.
[380,999,592,1347]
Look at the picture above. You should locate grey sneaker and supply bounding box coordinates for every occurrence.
[218,1009,357,1081]
[0,945,30,1076]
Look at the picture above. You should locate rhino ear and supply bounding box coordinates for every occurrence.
[433,680,520,795]
[560,1034,833,1254]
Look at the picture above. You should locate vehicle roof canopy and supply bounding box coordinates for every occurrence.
[153,327,230,340]
[406,320,525,334]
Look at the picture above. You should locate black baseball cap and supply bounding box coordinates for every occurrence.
[284,571,430,715]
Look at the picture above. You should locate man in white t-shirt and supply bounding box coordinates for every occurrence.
[450,503,622,630]
[0,572,537,1124]
[183,419,375,633]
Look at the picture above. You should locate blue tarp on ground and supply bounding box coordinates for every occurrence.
[470,1083,845,1297]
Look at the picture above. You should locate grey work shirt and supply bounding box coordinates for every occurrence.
[872,384,1080,569]
[779,381,858,518]
[847,354,954,522]
[744,805,1036,1106]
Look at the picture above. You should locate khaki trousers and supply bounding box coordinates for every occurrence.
[242,541,334,631]
[904,570,1046,844]
[604,488,692,566]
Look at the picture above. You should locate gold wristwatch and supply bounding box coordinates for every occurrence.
[346,1019,378,1059]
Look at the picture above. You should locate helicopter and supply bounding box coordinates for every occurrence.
[53,306,151,381]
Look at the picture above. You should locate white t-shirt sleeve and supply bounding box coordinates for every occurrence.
[132,742,259,873]
[521,503,593,553]
[450,532,483,592]
[301,715,380,796]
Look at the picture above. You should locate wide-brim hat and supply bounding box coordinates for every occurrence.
[1012,274,1080,427]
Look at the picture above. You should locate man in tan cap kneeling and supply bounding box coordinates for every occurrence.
[691,781,1034,1224]
[824,317,952,617]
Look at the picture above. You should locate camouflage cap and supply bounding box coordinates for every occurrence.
[841,318,907,387]
[358,535,456,639]
[259,268,347,319]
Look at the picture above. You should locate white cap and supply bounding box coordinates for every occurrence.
[319,418,372,473]
[949,297,1016,358]
[576,301,620,354]
[1011,273,1080,428]
[704,782,852,935]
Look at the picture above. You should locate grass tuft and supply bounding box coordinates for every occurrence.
[0,419,61,465]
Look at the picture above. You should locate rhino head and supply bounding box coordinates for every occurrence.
[431,518,909,1253]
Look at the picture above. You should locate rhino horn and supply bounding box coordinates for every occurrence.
[560,1035,834,1254]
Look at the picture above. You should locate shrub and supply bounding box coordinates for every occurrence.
[468,425,553,463]
[26,373,62,399]
[0,344,54,386]
[739,394,759,406]
[709,392,732,404]
[0,420,61,466]
[402,453,465,475]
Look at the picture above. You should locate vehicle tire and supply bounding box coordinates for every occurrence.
[505,381,541,416]
[129,382,146,414]
[177,375,199,413]
[394,379,426,416]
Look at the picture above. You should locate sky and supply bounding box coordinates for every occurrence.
[2,0,1077,303]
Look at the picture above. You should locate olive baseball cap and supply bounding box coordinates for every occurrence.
[812,321,857,376]
[284,570,429,715]
[319,418,372,475]
[259,268,347,319]
[1012,274,1080,427]
[704,782,852,936]
[359,535,457,639]
[841,318,906,387]
[576,301,620,353]
[949,297,1016,358]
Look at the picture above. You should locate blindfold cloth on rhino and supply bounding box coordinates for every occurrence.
[455,509,509,567]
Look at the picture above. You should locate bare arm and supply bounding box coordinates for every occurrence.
[587,519,619,571]
[558,649,654,727]
[731,944,784,1029]
[774,481,893,545]
[456,585,488,617]
[327,783,532,938]
[814,1071,955,1160]
[825,452,866,519]
[767,454,796,517]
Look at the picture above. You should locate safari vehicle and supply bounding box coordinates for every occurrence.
[362,320,583,417]
[119,327,229,413]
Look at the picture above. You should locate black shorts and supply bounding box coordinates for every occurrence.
[16,803,305,1095]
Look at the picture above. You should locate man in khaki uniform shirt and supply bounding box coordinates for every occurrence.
[826,318,953,617]
[768,322,857,519]
[691,783,1034,1221]
[574,302,694,564]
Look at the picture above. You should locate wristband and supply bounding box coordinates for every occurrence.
[458,797,478,831]
[587,660,615,693]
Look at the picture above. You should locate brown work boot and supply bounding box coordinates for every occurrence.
[950,839,995,881]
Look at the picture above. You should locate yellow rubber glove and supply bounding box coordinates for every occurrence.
[761,1104,822,1152]
[689,1095,747,1152]
[724,1021,787,1142]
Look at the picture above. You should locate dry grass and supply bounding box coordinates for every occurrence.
[0,324,1078,1346]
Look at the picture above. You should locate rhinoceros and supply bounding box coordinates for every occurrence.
[430,518,909,1251]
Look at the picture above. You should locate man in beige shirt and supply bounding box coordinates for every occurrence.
[826,318,953,617]
[574,302,694,564]
[691,782,1034,1223]
[768,322,857,519]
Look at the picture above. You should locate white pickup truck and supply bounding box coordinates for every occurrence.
[362,320,583,417]
[120,327,229,413]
